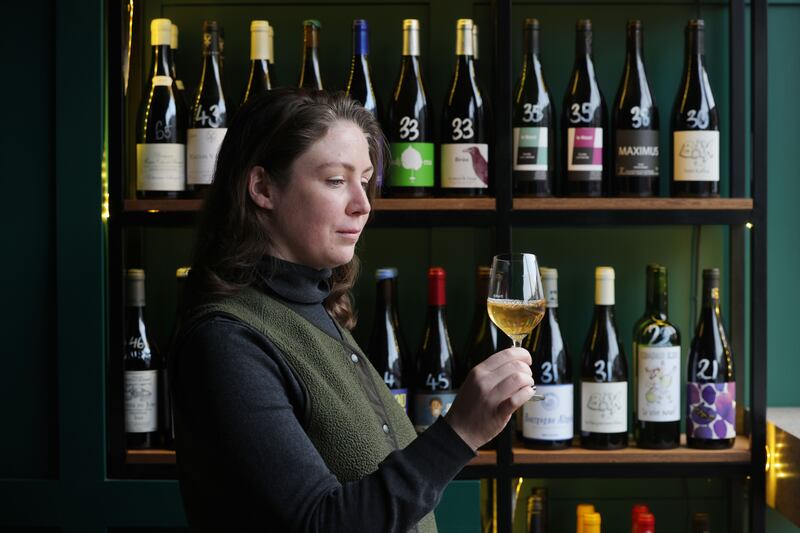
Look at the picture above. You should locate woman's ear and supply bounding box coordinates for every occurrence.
[248,166,274,210]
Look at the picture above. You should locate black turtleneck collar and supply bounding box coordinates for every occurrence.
[256,256,332,305]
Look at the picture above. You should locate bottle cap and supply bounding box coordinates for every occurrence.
[376,268,398,280]
[403,19,420,30]
[577,503,596,516]
[646,263,666,274]
[127,268,145,280]
[577,19,592,31]
[627,19,642,29]
[540,267,557,280]
[595,266,615,280]
[703,267,720,280]
[428,267,446,306]
[176,267,191,278]
[250,20,269,32]
[304,19,322,29]
[689,19,705,29]
[203,20,220,33]
[584,512,601,525]
[170,23,179,49]
[151,18,172,46]
[637,512,655,526]
[524,18,540,29]
[353,19,368,30]
[457,18,474,30]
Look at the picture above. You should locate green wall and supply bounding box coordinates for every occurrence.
[1,0,798,531]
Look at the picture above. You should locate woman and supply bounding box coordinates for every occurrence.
[171,88,535,532]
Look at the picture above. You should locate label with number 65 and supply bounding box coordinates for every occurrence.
[440,143,489,189]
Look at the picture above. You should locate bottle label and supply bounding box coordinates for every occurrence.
[513,127,548,176]
[440,143,489,188]
[567,127,603,176]
[522,384,574,440]
[412,391,457,432]
[390,388,408,413]
[136,143,186,191]
[636,345,681,422]
[614,129,659,177]
[687,381,736,439]
[124,370,158,433]
[673,130,720,182]
[187,128,228,185]
[580,381,627,433]
[388,142,434,187]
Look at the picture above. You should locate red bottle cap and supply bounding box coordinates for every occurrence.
[635,512,655,533]
[427,267,446,306]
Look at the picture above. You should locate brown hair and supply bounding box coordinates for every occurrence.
[185,88,384,329]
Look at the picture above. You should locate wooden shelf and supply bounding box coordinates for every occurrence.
[127,448,497,467]
[513,197,753,211]
[124,199,203,212]
[514,435,751,465]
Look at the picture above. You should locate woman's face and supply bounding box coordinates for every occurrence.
[264,121,373,270]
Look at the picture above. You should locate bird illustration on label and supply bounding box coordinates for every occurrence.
[464,146,489,185]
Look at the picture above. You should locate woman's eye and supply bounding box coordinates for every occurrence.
[327,176,345,187]
[361,180,370,191]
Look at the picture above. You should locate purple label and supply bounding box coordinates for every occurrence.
[573,128,602,165]
[687,382,736,439]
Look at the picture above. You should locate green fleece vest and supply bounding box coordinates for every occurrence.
[188,286,437,533]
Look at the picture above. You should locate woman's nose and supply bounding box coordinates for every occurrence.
[347,181,371,216]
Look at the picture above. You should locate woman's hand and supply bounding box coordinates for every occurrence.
[444,348,534,451]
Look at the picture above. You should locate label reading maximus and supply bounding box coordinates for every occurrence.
[673,130,720,182]
[615,129,659,177]
[513,127,548,177]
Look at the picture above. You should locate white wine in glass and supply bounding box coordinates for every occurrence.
[488,253,546,400]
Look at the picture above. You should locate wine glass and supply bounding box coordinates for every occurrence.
[488,253,546,400]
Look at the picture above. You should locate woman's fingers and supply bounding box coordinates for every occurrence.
[488,371,535,406]
[480,348,531,372]
[496,384,536,420]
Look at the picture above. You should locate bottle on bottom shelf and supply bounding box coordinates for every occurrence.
[522,267,573,449]
[124,269,161,449]
[576,503,596,533]
[580,267,628,449]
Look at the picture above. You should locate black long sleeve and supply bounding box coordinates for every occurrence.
[172,315,475,532]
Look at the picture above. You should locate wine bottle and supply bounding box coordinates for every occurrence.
[691,513,711,533]
[576,504,596,533]
[631,504,650,533]
[612,20,660,196]
[169,23,189,110]
[687,268,736,449]
[187,20,228,192]
[412,267,458,433]
[345,19,384,189]
[522,267,573,449]
[584,513,602,533]
[298,19,323,89]
[124,269,159,449]
[135,18,187,199]
[581,267,628,449]
[366,268,410,412]
[514,18,555,196]
[462,266,500,382]
[385,19,435,197]
[527,492,546,533]
[634,513,655,533]
[440,18,490,196]
[563,20,608,197]
[346,20,382,120]
[633,265,681,448]
[241,20,273,104]
[671,19,720,197]
[267,24,278,87]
